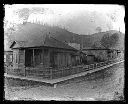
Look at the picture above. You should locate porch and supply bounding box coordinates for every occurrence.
[8,47,80,79]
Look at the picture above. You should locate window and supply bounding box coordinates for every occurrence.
[13,54,15,63]
[4,55,6,62]
[16,53,18,63]
[19,54,24,63]
[9,55,13,62]
[13,53,18,63]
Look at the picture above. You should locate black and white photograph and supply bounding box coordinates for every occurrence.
[4,4,125,101]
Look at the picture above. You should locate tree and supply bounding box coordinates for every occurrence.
[100,33,111,49]
[100,33,119,49]
[109,33,119,47]
[92,41,102,49]
[96,27,102,33]
[17,8,30,23]
[4,20,19,50]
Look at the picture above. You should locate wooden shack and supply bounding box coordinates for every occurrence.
[82,48,118,62]
[9,23,80,79]
[85,55,95,64]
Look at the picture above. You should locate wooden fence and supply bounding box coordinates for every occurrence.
[5,58,123,79]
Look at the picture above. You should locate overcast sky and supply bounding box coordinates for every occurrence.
[4,4,125,35]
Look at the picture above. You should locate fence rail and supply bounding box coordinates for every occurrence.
[5,58,124,79]
[50,58,123,79]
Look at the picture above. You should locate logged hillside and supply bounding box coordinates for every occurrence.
[87,30,125,50]
[8,23,124,50]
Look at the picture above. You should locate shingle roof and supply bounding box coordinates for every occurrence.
[11,23,77,50]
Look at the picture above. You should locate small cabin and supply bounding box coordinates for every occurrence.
[82,48,121,62]
[7,22,82,79]
[80,51,95,64]
[10,34,80,79]
[85,55,95,64]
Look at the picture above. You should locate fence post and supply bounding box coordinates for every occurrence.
[89,65,91,70]
[23,49,26,77]
[50,67,52,79]
[96,63,97,68]
[93,64,95,69]
[87,65,88,70]
[24,67,26,77]
[92,64,94,69]
[33,49,35,67]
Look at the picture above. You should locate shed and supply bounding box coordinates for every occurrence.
[82,47,118,61]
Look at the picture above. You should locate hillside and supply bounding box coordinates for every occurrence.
[83,30,125,50]
[7,23,124,50]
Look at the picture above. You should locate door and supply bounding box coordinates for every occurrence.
[50,52,55,67]
[25,49,33,67]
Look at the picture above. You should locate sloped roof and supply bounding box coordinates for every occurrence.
[11,23,77,50]
[82,46,107,50]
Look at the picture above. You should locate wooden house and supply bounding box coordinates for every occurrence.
[9,23,81,79]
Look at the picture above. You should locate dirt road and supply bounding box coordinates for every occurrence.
[4,62,124,101]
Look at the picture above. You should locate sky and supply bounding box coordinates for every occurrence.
[4,4,125,35]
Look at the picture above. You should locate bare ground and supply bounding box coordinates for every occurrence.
[4,62,124,101]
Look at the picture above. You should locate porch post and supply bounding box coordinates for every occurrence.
[24,49,26,77]
[50,50,53,79]
[33,49,35,67]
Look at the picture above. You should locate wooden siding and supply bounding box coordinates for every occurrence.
[18,49,25,68]
[13,49,19,69]
[11,47,80,78]
[4,51,13,66]
[86,56,95,64]
[12,48,79,69]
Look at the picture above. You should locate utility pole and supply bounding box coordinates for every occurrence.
[81,35,84,50]
[80,35,82,51]
[80,35,84,63]
[73,35,75,43]
[119,27,120,32]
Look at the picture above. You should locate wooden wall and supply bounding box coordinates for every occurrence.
[42,48,50,67]
[11,47,82,78]
[12,47,79,70]
[86,56,95,64]
[83,50,108,61]
[53,51,77,68]
[13,49,19,69]
[18,49,25,68]
[4,51,13,64]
